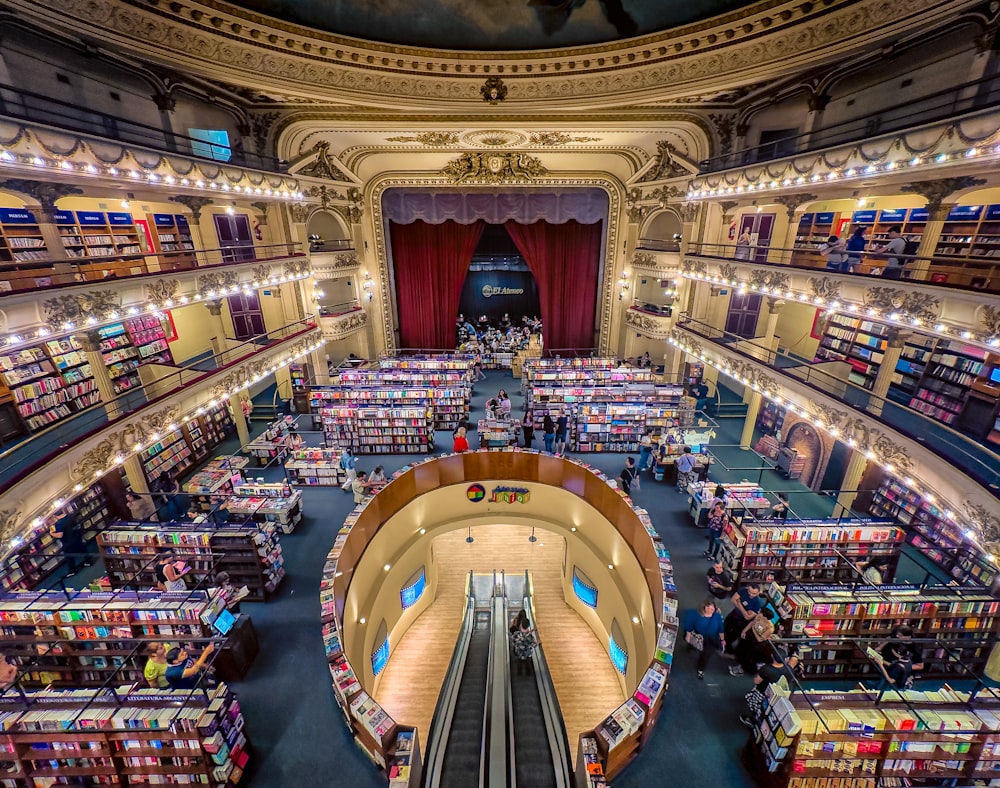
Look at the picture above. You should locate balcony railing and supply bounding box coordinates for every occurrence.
[0,316,319,497]
[676,315,1000,496]
[0,83,285,172]
[698,74,1000,173]
[0,242,304,295]
[685,242,1000,294]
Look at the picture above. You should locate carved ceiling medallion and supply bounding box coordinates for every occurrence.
[460,130,529,148]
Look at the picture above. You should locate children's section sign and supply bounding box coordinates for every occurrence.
[489,485,530,504]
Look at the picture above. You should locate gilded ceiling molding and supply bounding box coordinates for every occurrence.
[42,290,122,329]
[197,271,240,296]
[4,0,968,107]
[863,287,941,324]
[145,279,181,305]
[748,269,790,292]
[385,132,460,146]
[368,175,623,356]
[808,277,842,302]
[440,152,548,184]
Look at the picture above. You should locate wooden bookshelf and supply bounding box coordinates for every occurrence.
[55,210,143,265]
[98,521,284,601]
[124,315,173,366]
[229,482,303,534]
[718,519,904,588]
[0,683,250,785]
[283,447,346,486]
[813,314,890,390]
[151,213,196,269]
[750,683,1000,787]
[786,586,1000,679]
[319,405,434,454]
[0,207,48,266]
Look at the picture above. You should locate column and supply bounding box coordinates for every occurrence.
[205,300,231,361]
[122,456,150,496]
[740,390,762,448]
[759,296,784,354]
[35,205,72,282]
[74,330,124,421]
[800,92,831,148]
[152,92,178,153]
[834,449,869,518]
[228,393,251,446]
[910,202,952,281]
[867,329,907,417]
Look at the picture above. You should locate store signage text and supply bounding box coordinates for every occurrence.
[490,485,530,504]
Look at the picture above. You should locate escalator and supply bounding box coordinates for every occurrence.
[508,576,571,788]
[424,573,495,788]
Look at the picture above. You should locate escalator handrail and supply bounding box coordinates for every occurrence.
[423,572,477,788]
[524,580,573,788]
[484,593,514,788]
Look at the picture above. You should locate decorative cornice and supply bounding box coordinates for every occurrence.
[169,195,214,221]
[72,405,181,482]
[807,404,913,472]
[863,287,941,324]
[197,270,240,296]
[625,308,672,339]
[0,179,82,213]
[440,152,548,184]
[899,176,988,215]
[808,276,842,302]
[145,279,181,305]
[321,309,369,341]
[748,268,790,292]
[42,290,123,329]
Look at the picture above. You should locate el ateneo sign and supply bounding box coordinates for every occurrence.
[481,284,525,298]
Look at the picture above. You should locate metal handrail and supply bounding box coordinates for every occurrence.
[675,315,1000,496]
[0,242,304,296]
[423,571,477,788]
[698,73,1000,173]
[523,573,572,788]
[487,587,513,788]
[0,315,319,498]
[684,241,1000,294]
[0,82,285,172]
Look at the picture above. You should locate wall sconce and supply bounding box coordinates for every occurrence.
[618,271,630,301]
[362,271,375,302]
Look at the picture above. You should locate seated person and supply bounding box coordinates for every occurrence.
[164,644,215,689]
[706,560,734,600]
[880,625,924,688]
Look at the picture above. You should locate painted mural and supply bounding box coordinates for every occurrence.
[226,0,758,50]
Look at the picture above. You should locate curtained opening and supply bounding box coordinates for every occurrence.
[389,220,486,349]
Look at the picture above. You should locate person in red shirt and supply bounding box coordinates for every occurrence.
[453,426,470,453]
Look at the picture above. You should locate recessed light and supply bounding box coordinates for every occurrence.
[359,617,366,625]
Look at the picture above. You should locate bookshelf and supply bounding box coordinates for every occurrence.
[54,210,143,261]
[244,415,298,465]
[908,340,987,426]
[0,343,76,431]
[867,475,997,587]
[139,427,192,484]
[476,417,518,448]
[576,402,645,453]
[0,682,250,785]
[378,354,474,376]
[151,213,196,268]
[98,521,284,601]
[887,335,936,405]
[933,203,1000,258]
[718,519,904,588]
[813,314,891,390]
[124,315,173,365]
[750,683,1000,787]
[0,207,48,265]
[319,405,434,454]
[98,321,142,395]
[688,481,770,524]
[786,586,1000,679]
[0,589,215,687]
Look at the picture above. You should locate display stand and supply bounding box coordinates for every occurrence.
[230,482,303,533]
[284,447,347,486]
[687,481,770,525]
[244,415,299,466]
[477,417,518,448]
[98,520,284,600]
[0,683,250,784]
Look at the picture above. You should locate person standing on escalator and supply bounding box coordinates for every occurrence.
[510,609,539,676]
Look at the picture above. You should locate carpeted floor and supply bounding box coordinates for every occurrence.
[46,369,960,786]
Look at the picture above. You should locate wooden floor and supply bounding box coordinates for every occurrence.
[374,524,625,760]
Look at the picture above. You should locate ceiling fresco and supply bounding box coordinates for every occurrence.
[225,0,759,50]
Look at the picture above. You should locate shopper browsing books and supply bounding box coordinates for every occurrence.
[521,411,534,448]
[683,598,725,680]
[154,550,190,593]
[0,654,17,690]
[675,447,697,491]
[340,449,357,491]
[164,643,215,689]
[554,410,569,455]
[618,457,638,495]
[706,561,734,599]
[542,413,556,453]
[740,645,799,727]
[704,501,727,560]
[724,583,765,652]
[352,471,373,504]
[144,643,171,688]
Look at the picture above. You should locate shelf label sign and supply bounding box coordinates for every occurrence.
[76,211,106,225]
[489,485,530,504]
[0,208,38,223]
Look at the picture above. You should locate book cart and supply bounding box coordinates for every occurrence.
[0,682,251,785]
[97,520,285,601]
[717,519,904,588]
[0,589,230,688]
[782,585,1000,680]
[746,681,1000,788]
[317,451,678,788]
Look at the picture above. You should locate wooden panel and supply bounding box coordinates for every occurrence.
[374,524,624,761]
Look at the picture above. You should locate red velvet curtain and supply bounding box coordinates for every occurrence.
[503,220,603,352]
[390,220,485,349]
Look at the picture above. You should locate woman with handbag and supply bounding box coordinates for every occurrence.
[683,598,725,680]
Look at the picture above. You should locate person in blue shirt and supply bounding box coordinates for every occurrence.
[683,598,726,679]
[845,225,867,273]
[554,410,569,455]
[340,448,357,491]
[724,583,765,652]
[164,644,215,689]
